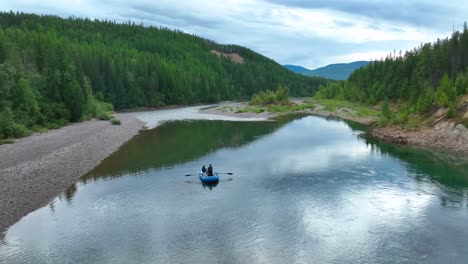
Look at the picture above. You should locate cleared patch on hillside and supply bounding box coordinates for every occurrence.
[210,50,245,64]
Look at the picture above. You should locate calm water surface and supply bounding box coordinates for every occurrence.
[1,115,468,264]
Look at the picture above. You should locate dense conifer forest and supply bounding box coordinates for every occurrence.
[0,11,326,139]
[315,24,468,123]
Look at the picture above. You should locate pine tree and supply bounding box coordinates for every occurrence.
[63,79,84,121]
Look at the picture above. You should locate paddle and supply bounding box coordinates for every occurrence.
[185,172,233,176]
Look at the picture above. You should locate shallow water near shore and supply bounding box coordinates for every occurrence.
[1,114,468,264]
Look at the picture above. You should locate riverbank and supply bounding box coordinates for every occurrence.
[0,113,144,233]
[0,105,273,234]
[1,101,466,234]
[201,100,468,155]
[200,100,379,125]
[369,122,468,154]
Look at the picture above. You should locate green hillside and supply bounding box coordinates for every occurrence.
[315,25,468,126]
[0,11,327,139]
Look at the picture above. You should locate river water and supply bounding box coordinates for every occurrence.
[1,113,467,264]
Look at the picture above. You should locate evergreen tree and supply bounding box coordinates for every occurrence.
[63,79,84,121]
[314,25,468,117]
[0,12,328,139]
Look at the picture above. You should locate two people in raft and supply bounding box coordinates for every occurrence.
[201,164,214,176]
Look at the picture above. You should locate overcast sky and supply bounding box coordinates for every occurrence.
[1,0,467,69]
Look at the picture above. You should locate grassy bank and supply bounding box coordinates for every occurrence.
[235,103,316,114]
[307,99,380,119]
[209,97,380,126]
[0,139,15,145]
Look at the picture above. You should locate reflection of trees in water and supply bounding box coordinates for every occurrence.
[323,115,341,122]
[362,136,468,189]
[63,183,77,204]
[440,194,468,209]
[342,118,468,209]
[81,115,304,183]
[340,118,468,206]
[66,114,467,204]
[57,117,299,201]
[343,119,369,133]
[324,116,369,133]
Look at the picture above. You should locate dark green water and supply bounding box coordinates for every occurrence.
[1,115,468,264]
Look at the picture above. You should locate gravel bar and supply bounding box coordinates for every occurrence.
[0,113,144,233]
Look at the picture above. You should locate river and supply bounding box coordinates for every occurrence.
[1,112,467,264]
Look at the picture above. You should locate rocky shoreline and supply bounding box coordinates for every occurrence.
[369,121,468,155]
[202,101,468,155]
[0,113,144,233]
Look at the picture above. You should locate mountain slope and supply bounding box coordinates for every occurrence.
[283,65,311,75]
[315,27,468,125]
[0,11,328,139]
[285,61,370,80]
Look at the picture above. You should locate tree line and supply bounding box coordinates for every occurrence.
[315,24,468,123]
[0,11,327,139]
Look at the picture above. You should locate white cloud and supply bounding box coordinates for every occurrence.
[0,0,463,69]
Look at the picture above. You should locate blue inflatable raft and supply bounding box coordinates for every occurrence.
[199,172,219,183]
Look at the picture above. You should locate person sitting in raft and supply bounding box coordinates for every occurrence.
[207,164,214,176]
[201,165,207,175]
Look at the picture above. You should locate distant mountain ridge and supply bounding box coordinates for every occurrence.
[285,61,370,80]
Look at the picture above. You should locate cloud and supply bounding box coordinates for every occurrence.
[125,3,224,29]
[0,0,465,69]
[264,0,464,29]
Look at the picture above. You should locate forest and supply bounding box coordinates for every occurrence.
[315,24,468,124]
[0,11,327,139]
